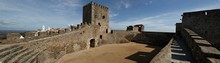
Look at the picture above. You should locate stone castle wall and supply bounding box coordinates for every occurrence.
[10,2,114,62]
[150,37,173,63]
[0,28,74,44]
[180,28,220,63]
[0,2,176,63]
[129,32,174,46]
[16,25,174,63]
[175,23,182,36]
[5,33,21,43]
[22,24,131,63]
[182,9,220,49]
[126,24,144,32]
[177,9,220,62]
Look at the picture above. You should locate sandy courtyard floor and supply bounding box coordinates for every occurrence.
[58,42,162,63]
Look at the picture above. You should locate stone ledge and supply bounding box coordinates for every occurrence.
[199,46,220,55]
[191,36,202,39]
[208,57,220,63]
[182,28,220,63]
[194,39,212,46]
[184,28,198,36]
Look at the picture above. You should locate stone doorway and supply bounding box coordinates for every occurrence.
[90,39,95,48]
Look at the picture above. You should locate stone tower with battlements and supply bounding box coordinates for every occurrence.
[82,2,111,48]
[83,2,109,28]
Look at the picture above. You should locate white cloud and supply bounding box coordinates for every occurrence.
[50,0,81,7]
[110,13,180,32]
[0,2,23,12]
[0,19,16,25]
[117,0,131,9]
[110,1,220,32]
[0,0,83,30]
[124,3,130,8]
[49,0,82,15]
[110,12,119,18]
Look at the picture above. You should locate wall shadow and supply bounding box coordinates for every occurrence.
[190,34,220,59]
[125,45,162,63]
[124,31,174,63]
[125,32,174,47]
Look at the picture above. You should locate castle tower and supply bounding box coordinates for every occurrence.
[83,2,110,48]
[83,2,109,27]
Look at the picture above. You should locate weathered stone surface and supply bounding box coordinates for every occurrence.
[182,9,220,50]
[150,38,173,63]
[194,39,211,46]
[180,28,220,63]
[3,1,220,63]
[126,24,144,32]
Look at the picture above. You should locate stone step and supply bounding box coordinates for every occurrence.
[0,45,18,53]
[8,49,34,63]
[26,52,41,63]
[18,51,38,63]
[171,38,195,63]
[0,48,28,63]
[0,46,22,59]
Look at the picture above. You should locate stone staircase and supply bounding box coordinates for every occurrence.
[0,45,40,63]
[171,37,195,63]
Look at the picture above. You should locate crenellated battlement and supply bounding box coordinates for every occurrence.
[89,2,108,10]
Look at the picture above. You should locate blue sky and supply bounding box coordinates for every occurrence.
[0,0,220,32]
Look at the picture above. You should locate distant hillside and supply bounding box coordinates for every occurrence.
[0,30,34,34]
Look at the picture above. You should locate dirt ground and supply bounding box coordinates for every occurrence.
[58,42,162,63]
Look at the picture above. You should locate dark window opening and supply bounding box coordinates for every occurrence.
[106,29,108,33]
[98,23,101,26]
[100,35,102,39]
[90,39,95,48]
[111,30,113,34]
[138,27,142,32]
[102,15,105,19]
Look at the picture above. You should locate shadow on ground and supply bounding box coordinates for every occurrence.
[124,32,175,63]
[125,44,162,63]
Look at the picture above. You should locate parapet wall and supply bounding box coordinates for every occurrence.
[129,32,174,46]
[5,33,21,43]
[150,37,173,63]
[182,9,220,49]
[124,31,178,63]
[0,27,75,44]
[18,25,95,63]
[106,30,140,44]
[181,28,220,63]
